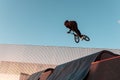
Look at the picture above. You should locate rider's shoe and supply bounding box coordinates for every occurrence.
[80,35,84,40]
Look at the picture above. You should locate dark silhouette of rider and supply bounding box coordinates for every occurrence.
[64,20,83,38]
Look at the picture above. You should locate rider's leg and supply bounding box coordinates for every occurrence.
[75,29,84,40]
[75,29,83,38]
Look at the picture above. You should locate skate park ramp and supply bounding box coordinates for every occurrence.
[28,50,120,80]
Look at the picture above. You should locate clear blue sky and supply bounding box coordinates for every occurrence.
[0,0,120,49]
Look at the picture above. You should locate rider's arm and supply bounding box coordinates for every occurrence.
[67,29,71,33]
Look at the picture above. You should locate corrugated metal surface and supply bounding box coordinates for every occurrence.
[0,61,56,75]
[0,61,56,80]
[0,44,120,65]
[0,44,120,80]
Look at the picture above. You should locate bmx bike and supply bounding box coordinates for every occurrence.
[69,31,90,43]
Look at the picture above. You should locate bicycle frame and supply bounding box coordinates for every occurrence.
[68,31,90,43]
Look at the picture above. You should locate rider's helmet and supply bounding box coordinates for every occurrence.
[64,20,69,27]
[64,20,68,24]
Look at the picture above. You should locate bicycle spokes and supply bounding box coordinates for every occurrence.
[82,35,90,41]
[74,35,80,43]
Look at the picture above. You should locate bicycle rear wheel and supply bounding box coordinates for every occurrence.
[82,35,90,41]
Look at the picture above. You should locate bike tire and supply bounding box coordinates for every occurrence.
[83,35,90,41]
[74,35,80,43]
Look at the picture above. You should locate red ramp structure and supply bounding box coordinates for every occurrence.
[85,55,120,80]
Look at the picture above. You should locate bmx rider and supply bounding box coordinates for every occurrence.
[64,20,83,39]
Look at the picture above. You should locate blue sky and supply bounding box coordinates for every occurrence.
[0,0,120,49]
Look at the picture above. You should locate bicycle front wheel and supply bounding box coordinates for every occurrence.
[74,35,80,43]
